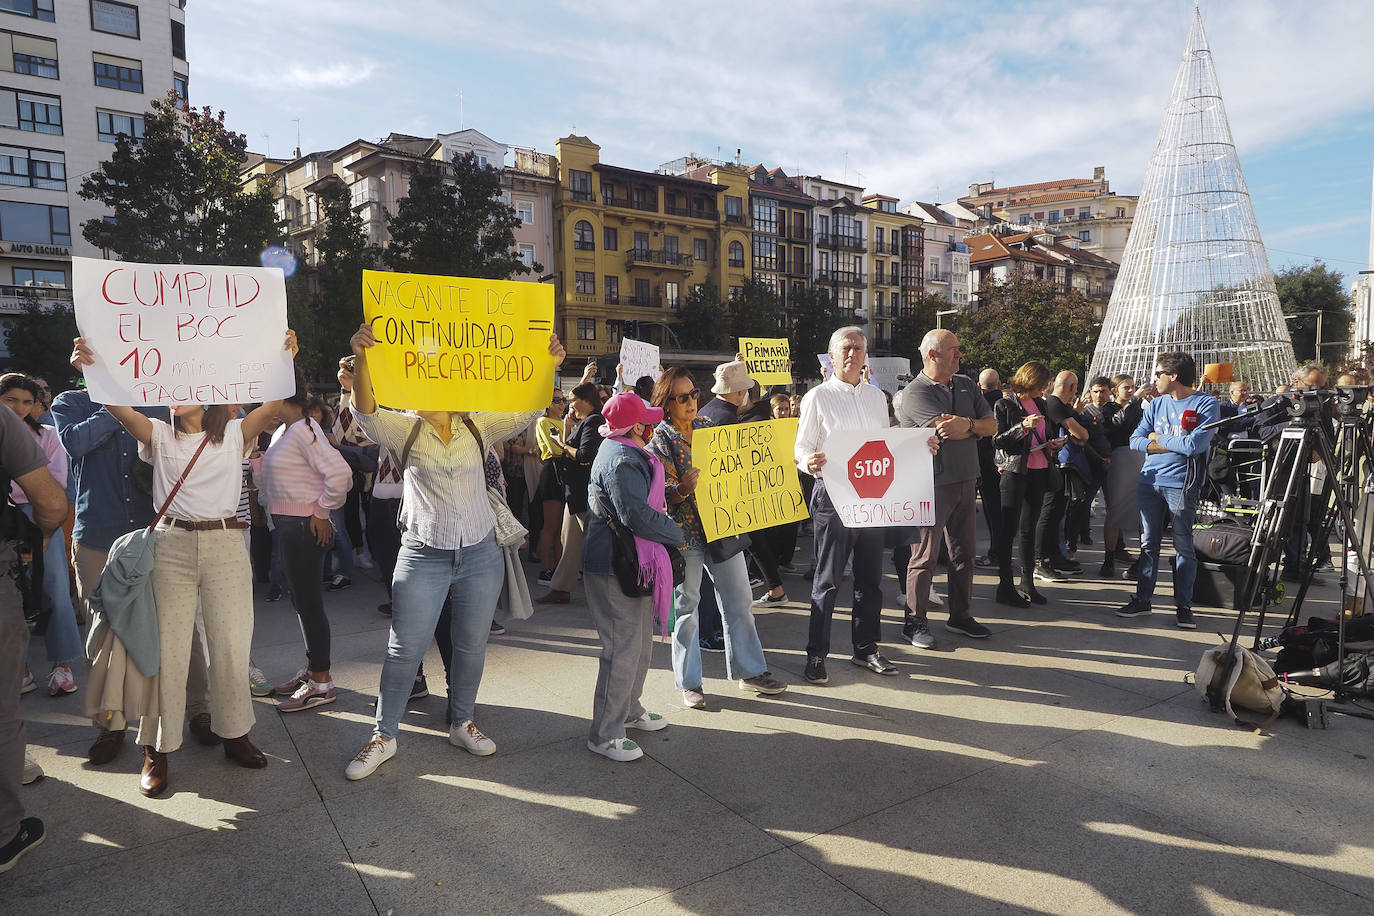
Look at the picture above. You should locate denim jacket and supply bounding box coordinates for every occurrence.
[582,437,684,576]
[51,391,161,551]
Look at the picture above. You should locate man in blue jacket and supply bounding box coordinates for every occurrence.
[1116,352,1219,629]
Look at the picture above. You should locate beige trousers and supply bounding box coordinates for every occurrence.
[135,528,254,752]
[547,509,586,593]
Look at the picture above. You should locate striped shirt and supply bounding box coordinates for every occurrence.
[259,418,352,518]
[353,408,538,549]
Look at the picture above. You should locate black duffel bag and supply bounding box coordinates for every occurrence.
[1194,520,1252,566]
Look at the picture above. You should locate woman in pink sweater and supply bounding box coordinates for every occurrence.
[256,380,352,712]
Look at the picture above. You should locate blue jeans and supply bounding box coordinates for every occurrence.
[373,530,503,739]
[22,504,83,666]
[1136,481,1197,611]
[671,548,769,689]
[328,507,354,578]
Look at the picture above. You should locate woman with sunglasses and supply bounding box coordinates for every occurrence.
[649,368,785,709]
[539,382,604,604]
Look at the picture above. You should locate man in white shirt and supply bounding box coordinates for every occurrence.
[795,326,923,684]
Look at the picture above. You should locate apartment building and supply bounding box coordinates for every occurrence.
[744,164,815,318]
[861,194,925,354]
[967,227,1119,318]
[552,134,750,358]
[801,174,867,328]
[0,0,187,333]
[903,201,973,308]
[959,167,1137,264]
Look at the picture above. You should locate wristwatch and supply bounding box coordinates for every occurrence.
[966,416,975,436]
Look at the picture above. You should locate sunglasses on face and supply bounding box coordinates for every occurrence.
[669,388,700,405]
[551,397,566,403]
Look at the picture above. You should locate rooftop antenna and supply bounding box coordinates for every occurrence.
[261,132,270,159]
[291,118,301,157]
[458,90,464,130]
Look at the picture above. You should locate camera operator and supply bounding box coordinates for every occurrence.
[1256,365,1334,582]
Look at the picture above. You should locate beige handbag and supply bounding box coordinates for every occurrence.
[1195,641,1285,727]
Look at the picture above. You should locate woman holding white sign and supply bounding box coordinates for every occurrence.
[70,330,298,798]
[340,321,566,782]
[649,367,786,709]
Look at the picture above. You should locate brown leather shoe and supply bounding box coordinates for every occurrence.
[536,589,571,604]
[187,712,219,746]
[88,728,125,766]
[222,735,267,769]
[139,747,168,797]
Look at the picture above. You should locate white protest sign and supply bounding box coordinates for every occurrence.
[867,357,911,394]
[817,353,832,379]
[820,427,936,528]
[73,257,293,406]
[619,338,661,386]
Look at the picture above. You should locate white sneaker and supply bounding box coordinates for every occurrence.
[624,711,668,732]
[587,737,643,762]
[355,551,374,570]
[22,754,42,785]
[927,590,944,608]
[345,736,396,780]
[449,719,496,756]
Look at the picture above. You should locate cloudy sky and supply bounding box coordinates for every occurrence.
[187,0,1373,281]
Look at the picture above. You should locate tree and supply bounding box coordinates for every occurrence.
[730,277,784,340]
[79,92,279,265]
[890,291,948,361]
[384,153,537,280]
[3,296,79,391]
[958,274,1100,378]
[1275,261,1349,366]
[676,283,729,350]
[291,185,380,379]
[789,286,841,376]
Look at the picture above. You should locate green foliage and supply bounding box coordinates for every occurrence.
[789,286,841,375]
[730,277,784,340]
[4,296,80,392]
[1275,261,1349,365]
[957,274,1100,379]
[384,153,537,280]
[890,292,948,361]
[79,92,280,265]
[676,283,728,350]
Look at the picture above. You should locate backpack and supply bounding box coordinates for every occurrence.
[1195,641,1285,727]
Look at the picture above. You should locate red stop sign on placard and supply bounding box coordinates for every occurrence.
[848,440,895,499]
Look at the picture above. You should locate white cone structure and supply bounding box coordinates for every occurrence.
[1089,5,1295,391]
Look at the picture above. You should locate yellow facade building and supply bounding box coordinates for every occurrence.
[862,194,926,355]
[552,135,751,360]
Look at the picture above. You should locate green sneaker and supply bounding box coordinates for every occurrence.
[249,665,272,698]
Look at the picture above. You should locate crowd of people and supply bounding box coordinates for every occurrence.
[3,314,1337,875]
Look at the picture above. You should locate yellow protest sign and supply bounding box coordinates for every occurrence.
[739,337,792,386]
[361,269,555,411]
[693,418,809,541]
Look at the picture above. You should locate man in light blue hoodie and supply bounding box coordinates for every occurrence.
[1116,352,1219,629]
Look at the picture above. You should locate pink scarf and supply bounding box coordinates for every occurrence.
[608,435,675,638]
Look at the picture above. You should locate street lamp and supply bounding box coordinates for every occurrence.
[1284,311,1325,362]
[935,308,959,329]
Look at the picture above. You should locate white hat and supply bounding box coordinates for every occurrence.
[711,360,753,395]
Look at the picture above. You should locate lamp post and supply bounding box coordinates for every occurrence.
[1284,310,1324,362]
[935,308,959,330]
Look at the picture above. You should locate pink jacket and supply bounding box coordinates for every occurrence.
[256,418,351,518]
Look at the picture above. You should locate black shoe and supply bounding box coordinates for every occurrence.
[803,655,828,684]
[1034,562,1067,583]
[1020,586,1048,605]
[1079,532,1093,546]
[0,817,45,874]
[1098,558,1115,578]
[851,652,898,675]
[1124,560,1139,581]
[1049,556,1082,574]
[1115,596,1153,618]
[975,554,996,569]
[538,569,553,582]
[945,617,991,639]
[699,635,725,653]
[327,575,352,591]
[377,602,392,616]
[409,675,428,700]
[265,584,283,602]
[996,583,1030,608]
[490,619,506,636]
[1175,608,1197,629]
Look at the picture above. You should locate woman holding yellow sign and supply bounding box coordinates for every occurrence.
[341,321,566,781]
[649,368,786,710]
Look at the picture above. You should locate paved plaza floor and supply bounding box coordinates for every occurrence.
[7,528,1374,915]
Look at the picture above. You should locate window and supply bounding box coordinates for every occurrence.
[91,0,139,37]
[576,318,596,341]
[728,240,744,268]
[12,266,63,286]
[1079,208,1090,219]
[0,0,53,22]
[752,236,777,271]
[96,109,143,142]
[929,258,940,280]
[0,200,69,244]
[633,231,649,254]
[0,146,64,189]
[724,195,743,223]
[8,32,58,78]
[1115,207,1126,218]
[93,54,142,92]
[632,186,654,211]
[874,226,884,248]
[1078,230,1091,242]
[664,281,679,308]
[604,276,618,304]
[515,200,534,225]
[663,235,679,259]
[569,170,592,201]
[573,220,594,251]
[173,73,188,104]
[603,227,617,251]
[693,238,707,262]
[751,197,777,235]
[517,243,535,268]
[793,246,805,271]
[170,20,186,59]
[600,180,616,205]
[633,277,650,305]
[1019,215,1030,225]
[793,212,806,238]
[0,89,60,134]
[574,271,594,294]
[1048,210,1059,223]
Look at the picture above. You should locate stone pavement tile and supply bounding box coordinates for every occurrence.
[643,653,1156,841]
[0,801,371,914]
[1035,692,1374,901]
[15,692,327,873]
[326,734,780,916]
[616,847,884,916]
[791,762,1369,916]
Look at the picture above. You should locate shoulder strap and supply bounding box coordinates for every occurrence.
[149,433,212,530]
[461,415,485,457]
[398,418,425,468]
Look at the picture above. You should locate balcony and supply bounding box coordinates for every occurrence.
[815,269,866,289]
[831,234,867,253]
[628,294,662,308]
[604,293,620,305]
[570,188,594,202]
[664,203,718,221]
[725,211,746,225]
[0,284,72,314]
[788,227,812,241]
[631,196,658,213]
[602,193,633,208]
[626,249,694,271]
